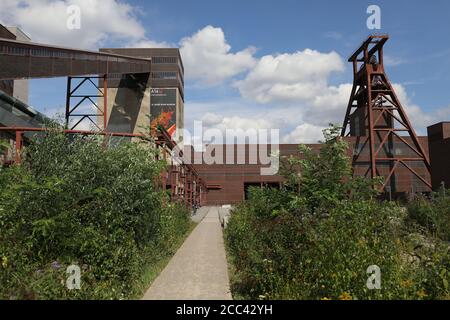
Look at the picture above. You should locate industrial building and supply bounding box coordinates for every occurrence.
[190,136,436,206]
[99,48,184,143]
[0,24,449,207]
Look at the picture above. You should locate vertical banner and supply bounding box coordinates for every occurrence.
[150,88,177,137]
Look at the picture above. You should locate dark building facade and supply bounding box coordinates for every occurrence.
[427,122,450,190]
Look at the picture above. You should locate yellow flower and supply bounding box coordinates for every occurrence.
[400,279,413,288]
[1,256,8,268]
[338,292,352,300]
[321,297,331,300]
[417,289,428,299]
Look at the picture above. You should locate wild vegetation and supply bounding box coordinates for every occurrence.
[0,130,191,299]
[225,126,450,300]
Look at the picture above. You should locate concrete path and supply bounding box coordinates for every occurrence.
[142,207,232,300]
[191,206,211,224]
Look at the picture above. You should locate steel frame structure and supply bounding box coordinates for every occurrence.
[0,126,207,209]
[0,38,151,81]
[66,75,108,131]
[341,35,431,191]
[155,126,207,208]
[0,35,209,207]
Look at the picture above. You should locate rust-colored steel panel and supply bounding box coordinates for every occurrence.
[0,38,151,80]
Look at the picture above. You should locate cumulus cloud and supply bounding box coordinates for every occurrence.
[1,2,444,141]
[282,123,326,144]
[392,84,450,134]
[303,83,353,126]
[129,39,172,49]
[200,113,276,134]
[185,111,284,146]
[0,0,151,49]
[180,25,257,85]
[234,49,344,103]
[201,112,225,126]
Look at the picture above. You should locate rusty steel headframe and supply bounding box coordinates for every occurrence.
[341,35,432,192]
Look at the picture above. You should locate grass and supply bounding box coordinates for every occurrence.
[224,238,240,300]
[132,221,197,300]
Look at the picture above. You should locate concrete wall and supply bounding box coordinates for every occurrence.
[175,88,184,145]
[101,83,151,135]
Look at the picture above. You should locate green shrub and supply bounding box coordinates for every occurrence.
[226,125,450,300]
[407,192,450,241]
[0,130,190,299]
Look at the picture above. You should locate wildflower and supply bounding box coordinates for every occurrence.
[1,256,8,268]
[400,279,413,288]
[321,297,331,300]
[338,292,352,300]
[51,261,61,270]
[417,289,428,299]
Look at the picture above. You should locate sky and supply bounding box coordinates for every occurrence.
[1,0,450,143]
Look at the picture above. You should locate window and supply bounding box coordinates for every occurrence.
[151,72,177,80]
[30,48,52,57]
[153,56,177,64]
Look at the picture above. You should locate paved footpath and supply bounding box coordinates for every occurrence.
[142,207,232,300]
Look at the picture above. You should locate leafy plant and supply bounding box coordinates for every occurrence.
[225,125,450,300]
[0,129,191,300]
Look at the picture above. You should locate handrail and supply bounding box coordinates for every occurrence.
[0,38,151,63]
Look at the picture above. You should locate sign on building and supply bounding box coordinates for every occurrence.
[150,88,177,137]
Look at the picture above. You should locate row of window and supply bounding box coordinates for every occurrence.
[152,56,177,64]
[151,71,178,80]
[152,56,184,73]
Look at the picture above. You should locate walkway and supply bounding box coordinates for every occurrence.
[142,206,232,300]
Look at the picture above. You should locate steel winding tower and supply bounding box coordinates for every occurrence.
[341,35,432,193]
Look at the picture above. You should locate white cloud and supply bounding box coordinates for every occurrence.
[2,3,444,141]
[217,116,273,132]
[128,39,172,49]
[234,49,345,103]
[282,123,325,144]
[392,84,450,134]
[201,112,224,126]
[180,25,257,85]
[0,0,150,49]
[304,83,353,127]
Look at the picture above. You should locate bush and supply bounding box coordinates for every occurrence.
[225,125,450,300]
[0,130,190,299]
[407,192,450,242]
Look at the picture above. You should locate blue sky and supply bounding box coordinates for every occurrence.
[2,0,450,142]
